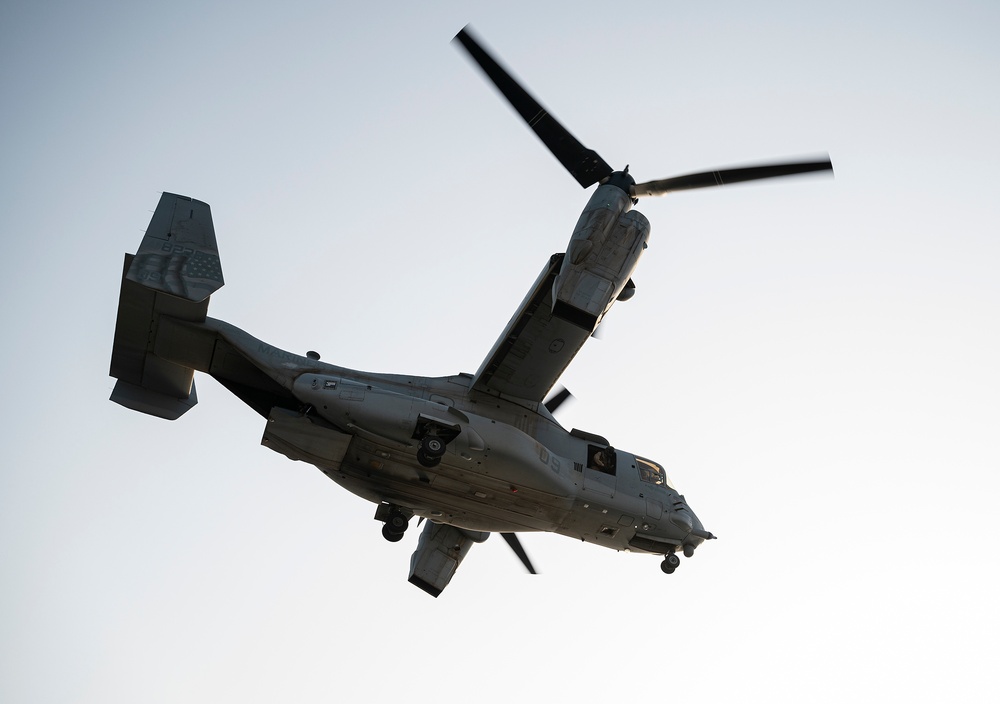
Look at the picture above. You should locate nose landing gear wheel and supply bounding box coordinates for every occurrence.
[661,553,681,574]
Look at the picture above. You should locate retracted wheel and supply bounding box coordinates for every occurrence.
[382,524,405,542]
[416,448,441,468]
[420,435,446,458]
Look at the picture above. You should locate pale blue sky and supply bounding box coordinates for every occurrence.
[2,1,998,702]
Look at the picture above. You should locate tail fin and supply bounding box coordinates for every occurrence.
[109,193,224,420]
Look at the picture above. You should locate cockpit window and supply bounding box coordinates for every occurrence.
[636,457,675,489]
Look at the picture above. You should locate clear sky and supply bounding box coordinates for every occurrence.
[2,1,998,701]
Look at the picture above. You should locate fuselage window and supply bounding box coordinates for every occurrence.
[587,445,617,475]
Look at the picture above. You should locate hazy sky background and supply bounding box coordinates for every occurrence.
[2,1,998,701]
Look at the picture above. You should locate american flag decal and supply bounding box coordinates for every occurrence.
[182,251,223,283]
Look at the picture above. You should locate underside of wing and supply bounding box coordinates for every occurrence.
[472,253,593,404]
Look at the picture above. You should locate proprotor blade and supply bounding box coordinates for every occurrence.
[631,157,834,198]
[500,532,538,574]
[454,26,614,189]
[543,386,573,415]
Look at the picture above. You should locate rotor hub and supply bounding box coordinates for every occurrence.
[603,168,637,198]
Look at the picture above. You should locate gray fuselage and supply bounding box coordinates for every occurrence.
[212,318,709,557]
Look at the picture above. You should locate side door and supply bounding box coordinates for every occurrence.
[581,444,617,498]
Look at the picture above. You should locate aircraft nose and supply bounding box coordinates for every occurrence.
[669,509,694,533]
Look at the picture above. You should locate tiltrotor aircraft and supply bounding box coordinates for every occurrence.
[109,27,832,596]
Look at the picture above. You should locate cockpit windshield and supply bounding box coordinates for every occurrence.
[636,457,676,490]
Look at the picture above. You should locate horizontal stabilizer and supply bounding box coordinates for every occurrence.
[127,193,223,303]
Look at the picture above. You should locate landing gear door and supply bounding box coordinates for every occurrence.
[582,445,616,498]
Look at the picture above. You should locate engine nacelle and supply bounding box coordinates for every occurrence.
[552,184,650,330]
[408,522,489,597]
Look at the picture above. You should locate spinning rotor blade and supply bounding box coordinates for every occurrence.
[500,533,538,574]
[631,158,834,198]
[454,26,614,188]
[543,386,573,415]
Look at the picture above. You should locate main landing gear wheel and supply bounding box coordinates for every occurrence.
[382,524,405,542]
[417,435,447,468]
[381,510,410,542]
[386,513,408,533]
[661,553,681,574]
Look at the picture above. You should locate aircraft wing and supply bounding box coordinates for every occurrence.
[471,253,593,404]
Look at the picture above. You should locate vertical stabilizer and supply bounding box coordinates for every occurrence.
[109,193,224,420]
[127,193,223,302]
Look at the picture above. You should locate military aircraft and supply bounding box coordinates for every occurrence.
[108,27,832,596]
